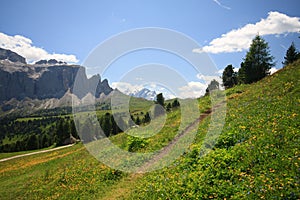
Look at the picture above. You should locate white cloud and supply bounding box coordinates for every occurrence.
[111,82,143,94]
[193,11,300,54]
[217,69,224,74]
[213,0,231,10]
[113,81,213,99]
[152,87,176,100]
[233,67,239,73]
[178,81,207,98]
[217,67,239,75]
[0,32,78,63]
[196,74,222,83]
[269,67,278,75]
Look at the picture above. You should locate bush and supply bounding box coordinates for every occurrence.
[127,136,149,152]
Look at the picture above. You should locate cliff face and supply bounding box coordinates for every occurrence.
[0,48,26,64]
[0,48,113,103]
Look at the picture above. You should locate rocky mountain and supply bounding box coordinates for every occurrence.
[0,48,113,115]
[0,48,26,64]
[35,59,67,65]
[130,88,157,100]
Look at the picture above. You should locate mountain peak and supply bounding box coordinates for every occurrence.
[130,88,157,100]
[0,48,26,64]
[0,49,113,103]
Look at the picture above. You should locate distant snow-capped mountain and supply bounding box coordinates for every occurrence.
[130,88,157,100]
[115,84,176,100]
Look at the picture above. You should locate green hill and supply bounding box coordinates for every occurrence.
[129,60,300,199]
[0,60,299,199]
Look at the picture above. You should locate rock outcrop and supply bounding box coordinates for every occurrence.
[35,59,67,65]
[0,48,113,103]
[0,48,26,64]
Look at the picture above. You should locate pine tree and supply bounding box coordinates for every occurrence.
[41,134,49,148]
[110,115,122,135]
[156,93,165,107]
[55,119,64,145]
[135,116,141,125]
[26,134,38,150]
[166,103,171,112]
[172,99,180,108]
[222,64,237,89]
[143,112,151,123]
[205,79,220,95]
[238,35,274,84]
[283,42,299,66]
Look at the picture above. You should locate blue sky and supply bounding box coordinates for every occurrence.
[1,0,300,98]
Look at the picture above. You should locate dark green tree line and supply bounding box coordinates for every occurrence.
[0,117,79,152]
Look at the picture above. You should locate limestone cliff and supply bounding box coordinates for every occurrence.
[0,48,113,104]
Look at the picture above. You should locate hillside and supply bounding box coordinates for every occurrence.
[128,60,300,199]
[0,60,299,199]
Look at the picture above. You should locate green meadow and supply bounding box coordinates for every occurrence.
[0,60,299,199]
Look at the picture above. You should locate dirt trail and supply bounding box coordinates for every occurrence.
[103,106,217,199]
[137,108,212,173]
[0,144,74,163]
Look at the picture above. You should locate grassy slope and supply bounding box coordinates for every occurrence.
[0,143,126,199]
[0,61,299,199]
[0,145,56,160]
[129,60,300,199]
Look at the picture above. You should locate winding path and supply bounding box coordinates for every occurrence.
[102,107,217,199]
[137,108,212,173]
[0,144,74,162]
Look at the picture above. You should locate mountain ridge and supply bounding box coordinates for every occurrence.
[0,48,113,115]
[0,48,26,64]
[129,88,157,100]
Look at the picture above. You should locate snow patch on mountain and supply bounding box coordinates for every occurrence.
[130,88,157,100]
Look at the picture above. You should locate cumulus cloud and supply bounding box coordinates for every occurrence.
[111,82,143,94]
[0,32,78,63]
[178,81,207,98]
[193,11,300,54]
[196,74,222,83]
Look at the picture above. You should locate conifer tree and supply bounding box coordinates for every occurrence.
[238,35,274,84]
[283,42,299,66]
[222,64,237,89]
